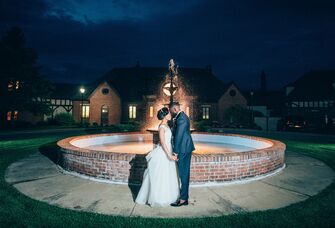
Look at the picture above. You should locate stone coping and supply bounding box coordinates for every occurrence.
[57,132,285,158]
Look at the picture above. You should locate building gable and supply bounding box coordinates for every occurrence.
[220,83,246,103]
[217,83,247,121]
[88,81,121,125]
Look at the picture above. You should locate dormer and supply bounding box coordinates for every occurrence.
[286,86,294,96]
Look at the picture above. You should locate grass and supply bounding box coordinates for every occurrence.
[0,132,334,227]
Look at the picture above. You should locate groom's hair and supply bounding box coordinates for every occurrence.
[169,101,180,109]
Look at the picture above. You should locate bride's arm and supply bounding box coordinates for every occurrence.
[159,127,173,160]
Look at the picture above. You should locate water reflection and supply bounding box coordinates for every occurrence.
[85,141,255,154]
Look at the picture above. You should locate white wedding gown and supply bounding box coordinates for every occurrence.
[135,124,180,207]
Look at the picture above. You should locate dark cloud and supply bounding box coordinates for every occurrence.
[0,0,334,89]
[0,0,49,22]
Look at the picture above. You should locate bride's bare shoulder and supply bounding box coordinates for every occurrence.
[161,124,170,128]
[158,124,169,130]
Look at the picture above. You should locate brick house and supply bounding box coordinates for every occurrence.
[76,66,247,127]
[6,65,248,127]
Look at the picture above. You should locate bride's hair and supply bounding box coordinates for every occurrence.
[157,107,169,120]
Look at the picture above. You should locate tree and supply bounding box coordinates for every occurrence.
[0,27,51,127]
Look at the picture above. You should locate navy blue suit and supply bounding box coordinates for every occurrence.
[172,111,195,201]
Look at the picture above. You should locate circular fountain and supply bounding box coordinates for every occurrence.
[57,132,285,185]
[57,59,285,185]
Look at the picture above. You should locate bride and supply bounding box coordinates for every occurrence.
[135,107,180,207]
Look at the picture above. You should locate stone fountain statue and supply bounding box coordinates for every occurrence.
[147,59,180,143]
[168,58,179,106]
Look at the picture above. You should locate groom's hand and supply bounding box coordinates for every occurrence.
[171,155,178,161]
[172,153,179,161]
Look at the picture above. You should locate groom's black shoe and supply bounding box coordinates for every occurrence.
[170,200,188,207]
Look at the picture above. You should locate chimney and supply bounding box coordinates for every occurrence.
[260,70,267,92]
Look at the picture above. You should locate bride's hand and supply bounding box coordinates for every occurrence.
[169,154,178,161]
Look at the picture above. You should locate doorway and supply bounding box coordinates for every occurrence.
[101,105,108,126]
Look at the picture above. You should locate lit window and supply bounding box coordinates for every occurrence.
[304,101,308,107]
[7,111,11,121]
[324,101,328,108]
[309,101,313,107]
[319,101,324,107]
[186,106,190,116]
[82,105,89,118]
[149,106,154,118]
[129,105,136,119]
[13,111,18,120]
[15,81,20,90]
[314,101,318,107]
[202,106,210,120]
[102,106,108,113]
[299,102,303,107]
[7,81,14,91]
[292,102,298,108]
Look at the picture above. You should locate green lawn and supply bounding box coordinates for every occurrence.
[0,133,334,227]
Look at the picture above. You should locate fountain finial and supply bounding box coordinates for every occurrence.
[168,59,179,106]
[169,59,178,75]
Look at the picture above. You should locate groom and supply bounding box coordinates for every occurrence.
[169,102,195,207]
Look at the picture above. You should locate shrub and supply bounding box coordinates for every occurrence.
[223,105,259,128]
[193,120,212,132]
[117,121,141,132]
[53,113,75,126]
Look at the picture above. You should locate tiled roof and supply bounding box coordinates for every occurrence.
[102,66,226,102]
[287,70,335,100]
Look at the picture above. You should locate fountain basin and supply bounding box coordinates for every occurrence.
[57,132,285,185]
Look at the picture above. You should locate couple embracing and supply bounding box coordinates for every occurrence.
[136,102,195,207]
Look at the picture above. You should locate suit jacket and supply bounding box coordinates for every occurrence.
[172,111,195,156]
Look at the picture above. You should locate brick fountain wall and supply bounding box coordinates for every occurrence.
[57,132,285,184]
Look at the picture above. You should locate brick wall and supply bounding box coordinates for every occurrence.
[57,133,285,184]
[89,82,121,125]
[218,84,247,122]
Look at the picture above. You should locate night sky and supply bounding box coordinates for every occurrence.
[1,0,334,90]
